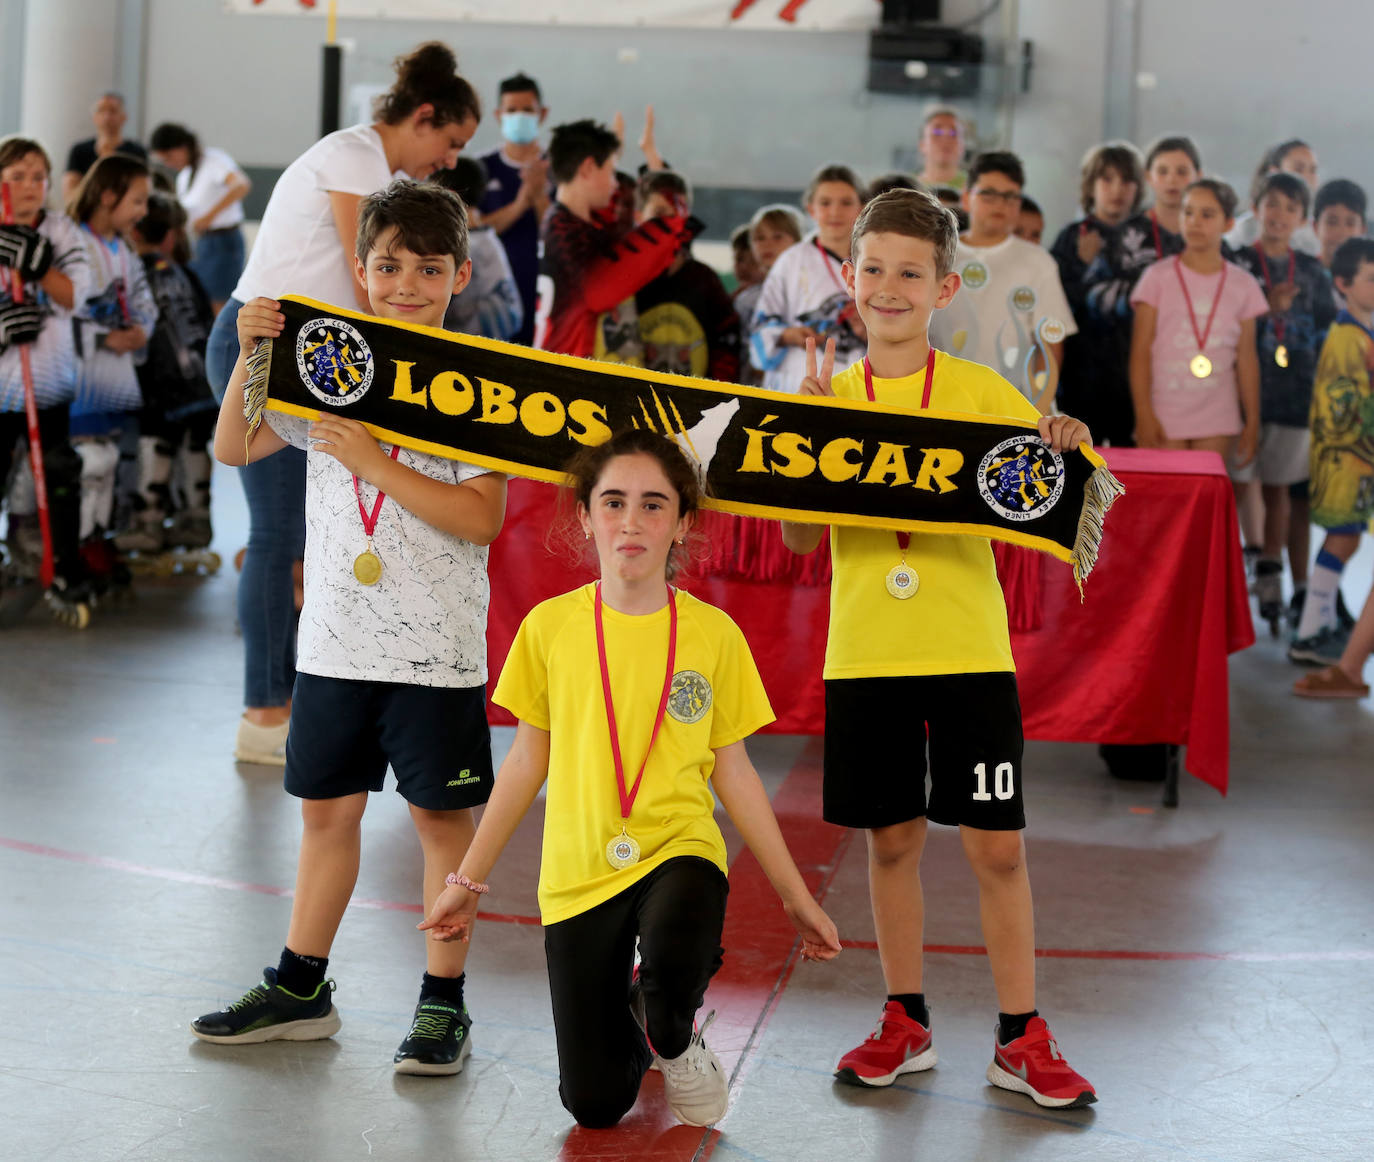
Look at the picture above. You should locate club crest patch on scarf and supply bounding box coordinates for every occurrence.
[244,296,1125,590]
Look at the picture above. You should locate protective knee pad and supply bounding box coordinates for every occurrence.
[75,438,121,539]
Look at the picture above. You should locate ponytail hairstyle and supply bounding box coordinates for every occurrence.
[67,153,150,224]
[1184,177,1239,221]
[148,122,202,180]
[374,42,481,130]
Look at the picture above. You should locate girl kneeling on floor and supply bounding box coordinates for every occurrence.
[420,428,841,1129]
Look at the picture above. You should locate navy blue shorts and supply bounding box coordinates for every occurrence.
[822,672,1026,831]
[284,673,494,810]
[189,227,246,304]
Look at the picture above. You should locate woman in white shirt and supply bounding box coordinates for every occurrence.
[149,123,251,313]
[203,41,482,765]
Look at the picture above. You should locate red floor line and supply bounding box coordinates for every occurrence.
[8,836,1368,964]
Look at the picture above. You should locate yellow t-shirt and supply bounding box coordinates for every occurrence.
[493,584,775,925]
[823,350,1042,679]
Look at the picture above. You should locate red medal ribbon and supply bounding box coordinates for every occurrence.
[814,238,846,292]
[1148,209,1164,259]
[1254,244,1295,351]
[595,583,678,822]
[1173,257,1228,362]
[864,347,936,554]
[352,444,402,538]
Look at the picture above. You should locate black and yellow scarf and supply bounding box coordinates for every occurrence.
[245,297,1125,589]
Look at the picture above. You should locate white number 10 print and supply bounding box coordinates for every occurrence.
[973,761,1015,801]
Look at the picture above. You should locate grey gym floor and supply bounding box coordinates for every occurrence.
[2,468,1371,1162]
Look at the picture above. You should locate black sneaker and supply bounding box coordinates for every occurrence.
[393,997,473,1075]
[191,967,341,1044]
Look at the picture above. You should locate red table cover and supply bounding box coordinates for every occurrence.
[485,447,1253,795]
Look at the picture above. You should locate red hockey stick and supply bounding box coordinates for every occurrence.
[1,182,55,590]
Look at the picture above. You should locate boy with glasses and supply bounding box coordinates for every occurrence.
[929,151,1076,411]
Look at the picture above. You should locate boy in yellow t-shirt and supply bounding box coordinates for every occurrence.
[782,188,1098,1109]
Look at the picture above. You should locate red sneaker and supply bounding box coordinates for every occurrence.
[986,1017,1097,1108]
[834,1001,937,1087]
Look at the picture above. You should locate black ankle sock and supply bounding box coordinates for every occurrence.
[421,971,465,1006]
[997,1009,1038,1044]
[887,993,929,1027]
[277,947,327,996]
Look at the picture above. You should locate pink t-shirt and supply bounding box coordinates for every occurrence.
[1131,257,1268,439]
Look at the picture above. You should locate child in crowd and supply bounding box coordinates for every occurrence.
[1227,140,1321,257]
[750,163,866,393]
[734,204,802,378]
[1313,180,1368,289]
[731,224,762,294]
[1014,195,1044,244]
[420,427,841,1128]
[0,135,91,596]
[1229,174,1336,632]
[432,157,523,341]
[594,170,738,381]
[192,180,506,1076]
[914,106,967,192]
[867,172,923,201]
[1051,143,1144,445]
[67,154,156,559]
[1289,237,1374,665]
[115,191,219,557]
[927,151,1075,411]
[535,120,697,358]
[782,188,1096,1109]
[1129,180,1267,469]
[478,71,550,346]
[1076,137,1201,447]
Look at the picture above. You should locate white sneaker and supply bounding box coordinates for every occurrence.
[655,1010,727,1126]
[234,717,289,766]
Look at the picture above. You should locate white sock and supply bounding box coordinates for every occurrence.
[1295,560,1341,639]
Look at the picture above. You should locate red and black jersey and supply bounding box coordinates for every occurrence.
[536,202,696,358]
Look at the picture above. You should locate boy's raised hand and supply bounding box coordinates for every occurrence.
[639,105,664,171]
[783,895,842,962]
[236,296,284,352]
[799,334,837,396]
[1267,281,1298,314]
[1038,412,1093,453]
[417,882,481,944]
[309,415,390,481]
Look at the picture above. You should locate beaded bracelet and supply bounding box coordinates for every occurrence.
[446,871,490,895]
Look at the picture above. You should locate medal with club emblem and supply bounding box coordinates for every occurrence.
[885,561,918,599]
[885,531,918,598]
[596,584,678,871]
[606,829,641,869]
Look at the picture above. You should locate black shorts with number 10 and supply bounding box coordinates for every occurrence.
[822,673,1025,831]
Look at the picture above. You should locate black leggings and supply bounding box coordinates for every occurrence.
[543,856,728,1129]
[0,404,82,582]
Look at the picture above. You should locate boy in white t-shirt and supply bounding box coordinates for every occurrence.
[192,180,506,1077]
[929,151,1076,412]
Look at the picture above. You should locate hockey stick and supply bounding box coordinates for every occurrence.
[1,182,89,628]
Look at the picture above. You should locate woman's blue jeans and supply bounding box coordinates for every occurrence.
[208,297,306,708]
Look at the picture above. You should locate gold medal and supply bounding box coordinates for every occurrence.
[353,548,383,585]
[1275,344,1289,368]
[885,563,918,599]
[1189,353,1213,379]
[606,829,641,870]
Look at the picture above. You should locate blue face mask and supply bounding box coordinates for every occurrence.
[501,111,541,146]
